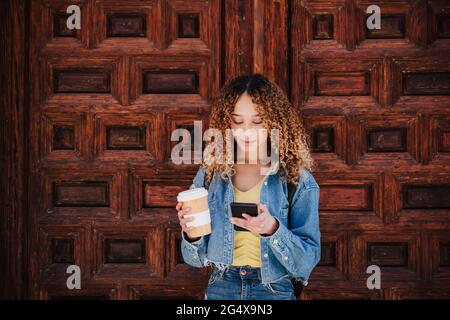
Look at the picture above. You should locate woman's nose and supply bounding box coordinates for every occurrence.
[243,128,257,139]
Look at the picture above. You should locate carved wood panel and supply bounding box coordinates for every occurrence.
[290,0,450,299]
[2,0,449,299]
[28,0,220,299]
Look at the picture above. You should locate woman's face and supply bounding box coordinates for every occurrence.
[230,91,268,161]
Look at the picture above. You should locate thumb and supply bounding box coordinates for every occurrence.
[258,203,266,214]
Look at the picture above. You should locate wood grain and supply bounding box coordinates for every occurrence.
[1,0,450,300]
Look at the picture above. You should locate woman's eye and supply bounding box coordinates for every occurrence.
[233,121,243,125]
[253,121,263,124]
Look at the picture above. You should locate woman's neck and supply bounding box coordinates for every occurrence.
[233,163,271,175]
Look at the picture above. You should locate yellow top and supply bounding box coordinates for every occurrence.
[232,177,265,268]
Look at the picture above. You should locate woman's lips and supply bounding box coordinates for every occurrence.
[243,139,256,144]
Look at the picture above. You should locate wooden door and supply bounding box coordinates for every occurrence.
[28,0,223,299]
[288,0,450,299]
[1,0,449,300]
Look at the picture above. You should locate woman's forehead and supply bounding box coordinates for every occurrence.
[234,94,260,114]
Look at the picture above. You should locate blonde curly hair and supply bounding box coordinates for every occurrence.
[201,73,314,187]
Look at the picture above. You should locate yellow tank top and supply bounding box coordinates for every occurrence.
[231,177,265,268]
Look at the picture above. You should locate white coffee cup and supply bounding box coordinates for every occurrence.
[177,187,211,238]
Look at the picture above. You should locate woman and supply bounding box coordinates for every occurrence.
[176,74,320,300]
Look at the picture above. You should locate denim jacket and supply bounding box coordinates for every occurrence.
[180,166,321,286]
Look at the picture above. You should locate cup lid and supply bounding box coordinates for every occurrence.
[177,187,208,202]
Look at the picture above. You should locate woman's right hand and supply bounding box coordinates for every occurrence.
[176,202,200,241]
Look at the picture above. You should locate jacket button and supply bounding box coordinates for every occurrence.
[273,240,278,245]
[283,256,288,260]
[263,253,268,258]
[240,269,247,275]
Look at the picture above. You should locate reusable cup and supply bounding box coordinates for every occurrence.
[177,187,211,238]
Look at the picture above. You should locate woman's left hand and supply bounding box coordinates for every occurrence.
[230,203,279,236]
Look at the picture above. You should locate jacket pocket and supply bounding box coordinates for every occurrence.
[278,206,289,219]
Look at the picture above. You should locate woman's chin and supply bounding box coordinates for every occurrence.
[236,144,258,155]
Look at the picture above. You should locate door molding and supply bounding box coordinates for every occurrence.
[0,0,30,299]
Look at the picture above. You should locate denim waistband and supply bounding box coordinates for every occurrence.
[215,265,261,280]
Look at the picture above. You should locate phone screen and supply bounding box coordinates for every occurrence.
[230,202,258,231]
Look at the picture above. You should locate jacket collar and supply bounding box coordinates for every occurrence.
[225,163,280,180]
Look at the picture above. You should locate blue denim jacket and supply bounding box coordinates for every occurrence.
[180,166,321,286]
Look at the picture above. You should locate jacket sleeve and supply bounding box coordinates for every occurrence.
[262,185,321,286]
[180,167,210,268]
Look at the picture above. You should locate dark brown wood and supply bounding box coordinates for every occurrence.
[224,0,254,80]
[107,13,147,38]
[294,0,450,299]
[0,0,28,299]
[24,0,222,299]
[2,0,450,300]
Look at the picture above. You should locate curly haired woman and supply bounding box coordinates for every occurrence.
[176,73,321,300]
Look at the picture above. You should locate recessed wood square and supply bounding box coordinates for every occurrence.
[104,239,146,264]
[366,14,405,39]
[313,15,333,40]
[107,13,147,37]
[52,181,110,207]
[178,13,200,38]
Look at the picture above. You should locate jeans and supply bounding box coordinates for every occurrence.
[204,265,296,300]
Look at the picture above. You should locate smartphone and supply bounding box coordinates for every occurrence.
[230,202,258,231]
